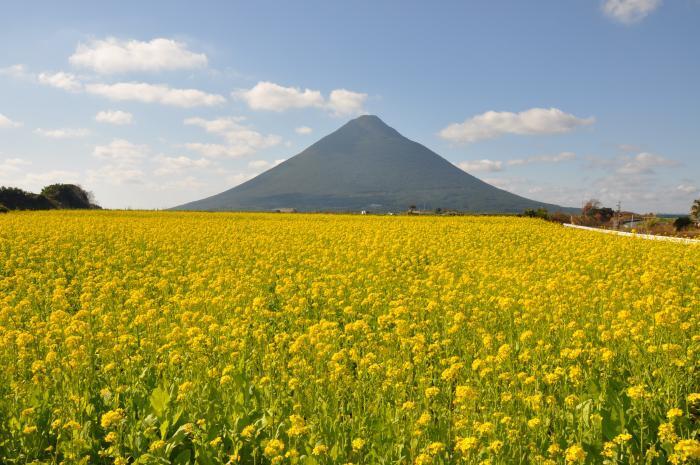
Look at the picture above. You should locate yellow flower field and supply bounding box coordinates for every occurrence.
[0,211,698,465]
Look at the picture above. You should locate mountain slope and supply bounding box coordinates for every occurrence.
[173,115,576,213]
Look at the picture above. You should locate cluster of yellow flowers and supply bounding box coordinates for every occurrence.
[0,211,698,464]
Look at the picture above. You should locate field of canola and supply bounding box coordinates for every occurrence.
[0,211,698,465]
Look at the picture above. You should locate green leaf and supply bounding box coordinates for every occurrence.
[160,419,170,440]
[150,387,170,417]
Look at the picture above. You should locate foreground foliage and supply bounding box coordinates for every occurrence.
[0,211,698,465]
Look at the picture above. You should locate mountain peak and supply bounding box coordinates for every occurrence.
[336,114,400,138]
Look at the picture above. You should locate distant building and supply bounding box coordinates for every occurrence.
[274,208,297,213]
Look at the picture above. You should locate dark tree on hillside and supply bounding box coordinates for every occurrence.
[0,187,56,210]
[674,216,692,231]
[523,208,549,220]
[0,184,100,211]
[41,184,99,209]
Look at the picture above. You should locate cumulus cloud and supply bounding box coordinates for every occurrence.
[93,139,148,162]
[676,184,698,194]
[457,159,504,173]
[22,170,82,185]
[0,113,22,128]
[295,126,313,135]
[35,128,90,139]
[86,165,145,185]
[69,37,208,74]
[247,159,285,170]
[0,158,83,193]
[508,152,576,166]
[0,163,82,191]
[154,155,211,176]
[184,116,246,134]
[95,110,133,125]
[602,0,662,24]
[0,157,31,174]
[439,108,595,143]
[234,81,367,116]
[225,172,257,186]
[86,82,225,107]
[0,64,32,79]
[89,138,151,186]
[148,176,207,191]
[616,152,677,174]
[327,89,368,116]
[38,72,82,92]
[235,82,324,111]
[184,117,281,158]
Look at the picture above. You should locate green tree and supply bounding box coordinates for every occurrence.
[691,199,700,224]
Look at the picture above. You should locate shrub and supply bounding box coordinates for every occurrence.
[40,184,99,209]
[0,187,56,210]
[523,208,549,220]
[673,216,692,231]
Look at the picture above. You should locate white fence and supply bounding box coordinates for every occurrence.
[562,223,700,244]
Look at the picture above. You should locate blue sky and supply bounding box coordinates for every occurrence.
[1,0,698,212]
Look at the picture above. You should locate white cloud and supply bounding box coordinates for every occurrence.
[327,89,368,116]
[95,110,133,125]
[439,108,595,143]
[295,126,313,135]
[89,139,152,187]
[225,172,256,186]
[148,176,207,191]
[234,81,367,116]
[0,167,82,191]
[0,64,31,79]
[616,152,676,174]
[93,139,148,162]
[38,72,82,92]
[183,116,246,134]
[235,81,324,111]
[0,156,86,192]
[69,37,208,74]
[183,143,246,158]
[507,151,576,166]
[86,82,225,107]
[184,117,281,158]
[676,184,698,194]
[0,157,31,175]
[457,159,504,173]
[35,128,90,139]
[602,0,662,24]
[0,113,22,128]
[22,170,82,186]
[247,159,285,170]
[154,155,211,176]
[86,165,145,185]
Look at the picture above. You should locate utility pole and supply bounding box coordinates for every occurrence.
[615,200,622,230]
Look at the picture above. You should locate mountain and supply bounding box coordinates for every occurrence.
[173,115,576,213]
